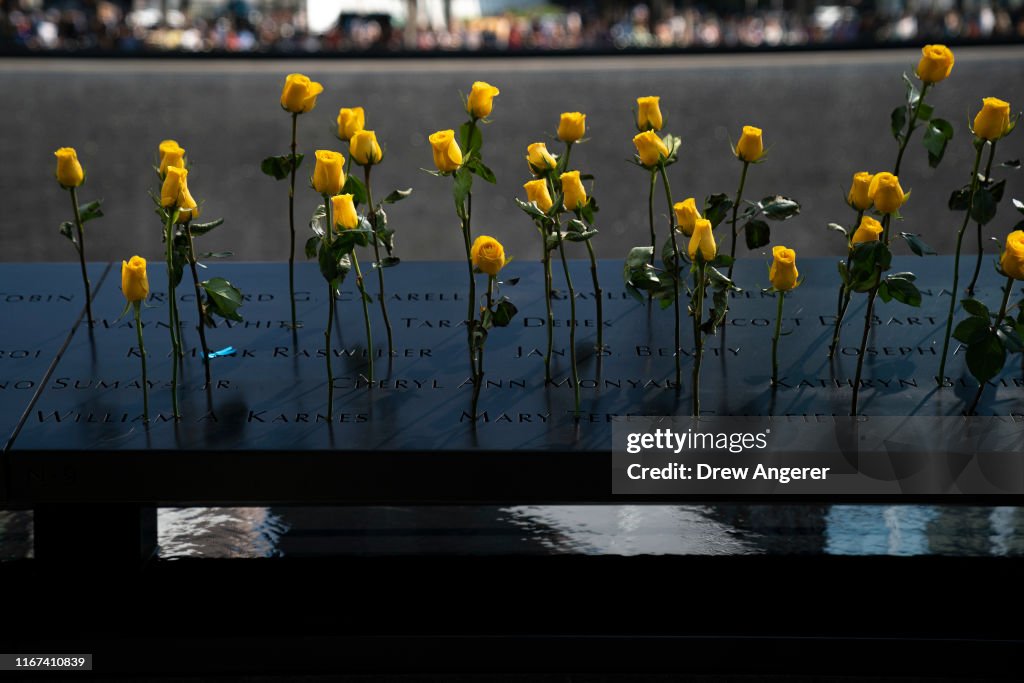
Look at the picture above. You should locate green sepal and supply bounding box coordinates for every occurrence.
[261,154,303,180]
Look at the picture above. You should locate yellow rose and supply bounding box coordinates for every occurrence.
[560,170,587,211]
[916,44,954,84]
[523,179,553,213]
[54,147,84,188]
[467,81,500,119]
[526,142,557,175]
[735,125,763,162]
[688,218,716,261]
[158,140,185,177]
[1001,230,1024,280]
[336,107,365,141]
[471,235,506,277]
[350,130,383,166]
[636,96,663,132]
[428,129,463,173]
[851,215,884,245]
[177,178,200,223]
[868,172,906,214]
[161,166,187,208]
[633,130,669,168]
[673,198,700,237]
[557,112,586,143]
[331,193,359,231]
[312,150,345,196]
[121,256,149,303]
[280,73,324,114]
[769,246,799,291]
[847,171,874,211]
[973,97,1011,141]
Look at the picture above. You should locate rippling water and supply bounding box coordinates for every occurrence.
[1,506,1022,559]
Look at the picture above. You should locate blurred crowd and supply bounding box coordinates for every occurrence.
[2,0,1024,54]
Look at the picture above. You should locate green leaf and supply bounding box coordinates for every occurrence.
[948,185,972,211]
[189,218,224,236]
[467,158,496,184]
[923,118,954,168]
[883,275,922,307]
[78,200,103,223]
[744,220,770,249]
[966,333,1006,384]
[837,259,850,286]
[376,256,401,268]
[563,228,598,242]
[985,178,1006,203]
[902,72,921,107]
[891,106,907,141]
[545,232,561,251]
[899,232,936,256]
[459,121,482,157]
[318,242,352,285]
[710,254,734,269]
[580,197,598,225]
[627,246,655,269]
[382,188,413,204]
[59,221,78,250]
[848,241,891,292]
[916,102,934,121]
[828,223,849,237]
[998,325,1024,353]
[1015,198,1024,215]
[453,167,473,220]
[758,195,801,221]
[305,236,320,259]
[704,193,733,229]
[971,185,998,226]
[200,251,232,259]
[261,154,303,180]
[202,277,244,323]
[878,281,892,303]
[1002,159,1021,169]
[342,174,368,206]
[515,198,548,221]
[954,317,992,344]
[491,299,518,327]
[309,204,326,238]
[961,298,990,318]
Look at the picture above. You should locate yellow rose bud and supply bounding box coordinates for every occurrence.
[332,193,359,231]
[851,215,884,245]
[847,171,874,211]
[973,97,1011,141]
[177,178,200,224]
[428,129,463,173]
[868,172,906,214]
[54,147,84,188]
[158,140,185,177]
[560,170,587,211]
[769,246,799,292]
[161,166,187,208]
[336,107,365,141]
[312,150,345,196]
[470,235,507,277]
[557,112,586,143]
[633,130,669,168]
[121,255,149,303]
[523,179,554,213]
[280,73,324,114]
[916,44,954,84]
[350,130,383,166]
[688,218,717,261]
[636,96,663,132]
[1000,230,1024,280]
[673,198,700,237]
[735,125,763,162]
[466,81,500,119]
[526,142,557,175]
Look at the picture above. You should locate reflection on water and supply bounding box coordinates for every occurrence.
[1,506,1023,559]
[159,507,289,558]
